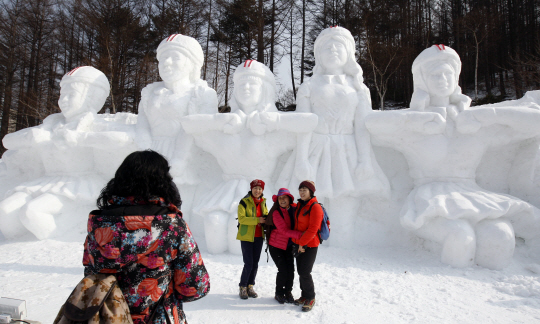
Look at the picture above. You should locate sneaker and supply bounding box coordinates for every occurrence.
[285,292,295,304]
[294,296,306,306]
[274,294,286,304]
[247,284,258,298]
[239,286,248,299]
[302,298,316,312]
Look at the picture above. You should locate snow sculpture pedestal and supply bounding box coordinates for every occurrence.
[365,45,540,269]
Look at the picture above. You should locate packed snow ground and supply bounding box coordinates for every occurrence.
[2,222,540,324]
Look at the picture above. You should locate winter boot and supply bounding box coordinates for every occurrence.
[274,294,286,304]
[239,286,248,299]
[294,296,306,306]
[302,298,316,312]
[285,292,295,304]
[247,284,258,298]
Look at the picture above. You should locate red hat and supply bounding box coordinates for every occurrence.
[298,180,316,193]
[250,179,265,190]
[272,188,295,203]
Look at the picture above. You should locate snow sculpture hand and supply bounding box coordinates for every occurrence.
[29,128,52,145]
[222,113,243,134]
[455,108,497,134]
[355,160,375,181]
[455,110,482,134]
[248,112,279,135]
[421,112,446,134]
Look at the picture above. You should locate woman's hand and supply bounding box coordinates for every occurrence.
[259,217,266,224]
[298,245,305,253]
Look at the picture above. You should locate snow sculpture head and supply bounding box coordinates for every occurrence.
[157,34,204,83]
[313,26,365,91]
[230,60,277,114]
[59,66,110,119]
[410,45,471,112]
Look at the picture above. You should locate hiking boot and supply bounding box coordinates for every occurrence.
[302,298,316,312]
[247,284,258,298]
[274,294,286,304]
[239,286,248,299]
[294,296,306,306]
[285,292,295,304]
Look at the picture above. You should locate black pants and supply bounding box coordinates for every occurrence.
[239,237,264,287]
[296,246,318,299]
[269,244,295,296]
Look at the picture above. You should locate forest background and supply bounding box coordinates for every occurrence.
[0,0,539,154]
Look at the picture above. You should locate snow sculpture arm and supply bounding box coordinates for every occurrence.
[2,114,60,149]
[365,110,446,146]
[181,113,244,135]
[290,82,315,180]
[354,85,376,179]
[248,111,318,135]
[190,82,219,115]
[456,107,540,140]
[134,85,153,150]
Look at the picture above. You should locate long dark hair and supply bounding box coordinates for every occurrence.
[97,150,182,209]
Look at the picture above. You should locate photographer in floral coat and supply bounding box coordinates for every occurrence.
[83,150,210,323]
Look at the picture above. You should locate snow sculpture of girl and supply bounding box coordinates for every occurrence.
[136,34,218,185]
[181,60,317,254]
[277,26,390,247]
[136,34,218,223]
[365,45,540,269]
[0,66,133,240]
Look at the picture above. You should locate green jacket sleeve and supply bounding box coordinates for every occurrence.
[237,200,259,225]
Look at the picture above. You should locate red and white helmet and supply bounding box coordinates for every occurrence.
[156,34,204,69]
[60,66,110,95]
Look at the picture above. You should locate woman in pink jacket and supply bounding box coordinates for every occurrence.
[267,188,303,304]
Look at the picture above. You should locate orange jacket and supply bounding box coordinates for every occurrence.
[292,197,324,248]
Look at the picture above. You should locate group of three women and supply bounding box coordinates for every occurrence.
[237,179,324,313]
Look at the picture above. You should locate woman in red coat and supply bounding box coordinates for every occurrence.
[292,180,323,312]
[267,188,303,304]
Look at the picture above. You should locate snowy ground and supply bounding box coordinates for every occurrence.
[2,229,540,324]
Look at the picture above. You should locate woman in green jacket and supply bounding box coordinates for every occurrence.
[237,179,268,299]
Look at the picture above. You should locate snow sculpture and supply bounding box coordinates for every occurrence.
[181,60,317,254]
[0,66,135,240]
[135,34,218,222]
[277,26,390,247]
[365,45,540,269]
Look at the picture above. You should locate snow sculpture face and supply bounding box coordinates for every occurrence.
[235,76,263,108]
[424,62,456,98]
[158,49,194,83]
[313,27,358,76]
[231,60,276,113]
[156,34,204,83]
[412,45,461,97]
[59,66,110,118]
[319,39,348,72]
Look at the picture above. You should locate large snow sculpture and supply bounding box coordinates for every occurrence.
[0,66,135,240]
[135,34,218,223]
[181,60,317,254]
[136,34,218,184]
[277,26,390,247]
[365,45,540,269]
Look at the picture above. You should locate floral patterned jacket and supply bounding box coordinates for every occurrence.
[83,196,210,324]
